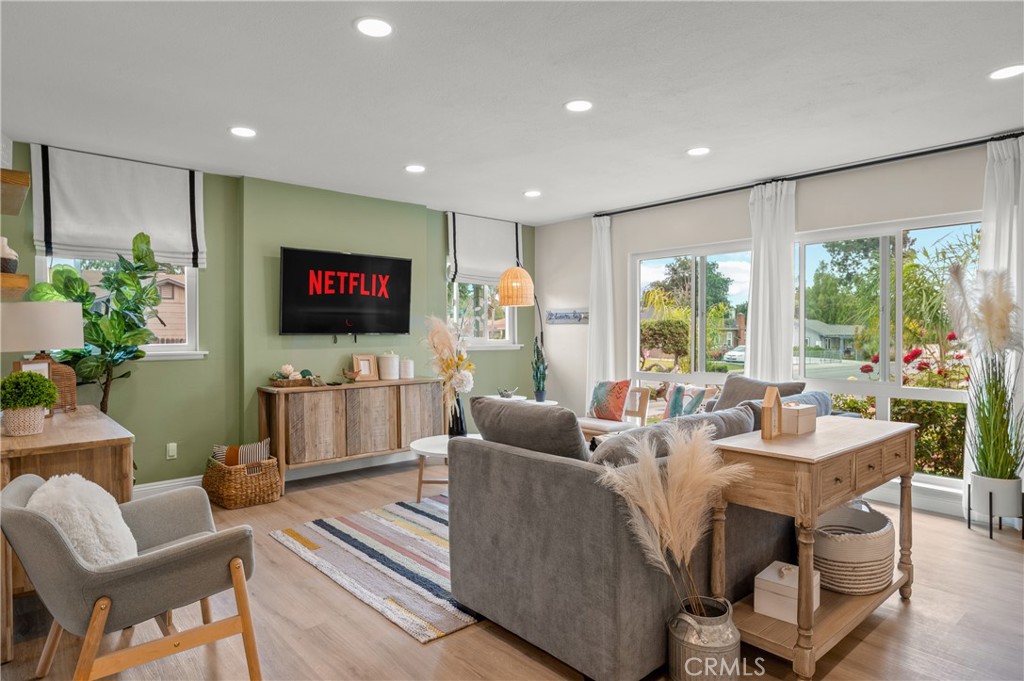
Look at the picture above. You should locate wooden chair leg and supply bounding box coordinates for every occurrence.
[230,558,262,681]
[73,597,111,681]
[200,597,212,625]
[35,619,64,678]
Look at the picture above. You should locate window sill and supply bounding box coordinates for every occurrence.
[139,350,209,362]
[464,344,524,352]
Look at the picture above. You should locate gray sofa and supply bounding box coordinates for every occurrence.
[449,398,794,681]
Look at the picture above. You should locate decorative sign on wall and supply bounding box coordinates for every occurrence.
[546,308,589,324]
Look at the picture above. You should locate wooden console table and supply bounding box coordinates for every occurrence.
[711,416,917,681]
[0,406,134,664]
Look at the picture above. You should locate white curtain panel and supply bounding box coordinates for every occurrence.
[30,145,206,267]
[746,181,796,382]
[964,137,1024,518]
[586,215,615,407]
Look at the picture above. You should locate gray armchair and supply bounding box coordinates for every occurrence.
[0,475,262,681]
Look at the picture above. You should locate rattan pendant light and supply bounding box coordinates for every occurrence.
[497,265,534,307]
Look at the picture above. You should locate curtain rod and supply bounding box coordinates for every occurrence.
[593,129,1024,219]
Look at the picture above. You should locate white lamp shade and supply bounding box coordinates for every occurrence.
[1,302,85,352]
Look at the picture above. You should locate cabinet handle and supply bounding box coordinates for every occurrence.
[834,476,843,484]
[867,463,876,471]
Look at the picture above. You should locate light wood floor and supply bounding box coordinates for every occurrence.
[4,461,1022,681]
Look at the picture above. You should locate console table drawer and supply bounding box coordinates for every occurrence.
[883,436,911,475]
[856,447,884,489]
[818,456,855,509]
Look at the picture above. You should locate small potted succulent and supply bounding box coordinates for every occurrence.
[1,371,59,436]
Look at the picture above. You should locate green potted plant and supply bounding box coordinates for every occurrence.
[26,233,170,413]
[531,337,547,402]
[1,371,59,436]
[946,264,1023,519]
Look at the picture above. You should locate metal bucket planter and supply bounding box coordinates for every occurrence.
[668,596,741,681]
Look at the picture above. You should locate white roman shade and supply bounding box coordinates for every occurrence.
[447,212,521,285]
[31,145,206,267]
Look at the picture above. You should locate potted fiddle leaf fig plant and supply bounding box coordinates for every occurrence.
[531,337,547,402]
[946,264,1024,520]
[1,371,58,436]
[26,233,173,414]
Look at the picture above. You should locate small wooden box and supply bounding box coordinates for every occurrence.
[781,403,816,435]
[755,560,820,625]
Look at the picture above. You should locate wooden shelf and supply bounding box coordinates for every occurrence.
[1,169,30,216]
[0,272,29,301]
[732,568,909,663]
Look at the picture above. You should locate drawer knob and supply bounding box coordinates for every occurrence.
[834,476,843,484]
[867,463,875,471]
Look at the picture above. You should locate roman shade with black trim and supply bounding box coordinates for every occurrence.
[31,145,206,268]
[447,212,521,286]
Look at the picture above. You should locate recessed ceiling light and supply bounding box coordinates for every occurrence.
[524,190,542,198]
[230,127,256,138]
[565,100,593,113]
[687,147,711,156]
[989,64,1024,80]
[356,17,392,37]
[405,164,426,174]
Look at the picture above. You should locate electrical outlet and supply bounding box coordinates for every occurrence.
[166,443,177,460]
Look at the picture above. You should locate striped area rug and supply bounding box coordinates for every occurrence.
[270,494,478,642]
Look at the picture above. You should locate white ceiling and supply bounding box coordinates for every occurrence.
[2,2,1022,226]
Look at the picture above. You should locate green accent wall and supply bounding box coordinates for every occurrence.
[2,143,536,484]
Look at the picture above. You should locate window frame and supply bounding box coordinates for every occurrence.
[35,255,205,360]
[448,280,521,350]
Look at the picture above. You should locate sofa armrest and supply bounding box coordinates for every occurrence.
[448,439,677,681]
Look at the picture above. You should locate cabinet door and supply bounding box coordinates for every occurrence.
[400,382,444,447]
[347,386,399,456]
[287,391,346,463]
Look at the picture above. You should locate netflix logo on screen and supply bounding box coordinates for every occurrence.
[280,247,412,335]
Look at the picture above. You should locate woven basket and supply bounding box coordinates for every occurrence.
[270,377,313,388]
[1,406,45,436]
[814,500,894,595]
[202,457,281,509]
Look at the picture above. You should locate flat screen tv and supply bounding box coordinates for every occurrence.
[280,247,412,335]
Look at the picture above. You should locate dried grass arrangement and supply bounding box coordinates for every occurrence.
[598,423,751,616]
[423,315,475,430]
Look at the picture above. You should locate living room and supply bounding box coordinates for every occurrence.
[0,2,1022,681]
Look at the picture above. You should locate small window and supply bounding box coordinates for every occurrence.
[448,281,517,346]
[46,258,198,352]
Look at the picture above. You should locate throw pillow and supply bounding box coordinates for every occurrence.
[662,384,707,419]
[588,380,631,421]
[213,438,271,466]
[711,375,805,412]
[470,397,590,461]
[26,473,137,567]
[592,405,754,467]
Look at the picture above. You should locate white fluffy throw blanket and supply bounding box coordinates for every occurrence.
[26,473,138,567]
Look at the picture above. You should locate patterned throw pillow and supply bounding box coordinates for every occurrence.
[588,380,632,421]
[662,384,706,418]
[213,438,271,466]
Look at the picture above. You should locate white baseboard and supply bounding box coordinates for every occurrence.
[130,451,420,499]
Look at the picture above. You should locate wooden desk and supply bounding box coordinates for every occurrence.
[0,406,134,663]
[711,416,917,681]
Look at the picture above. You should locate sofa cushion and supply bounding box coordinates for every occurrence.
[591,405,754,466]
[738,390,833,430]
[711,375,805,412]
[470,397,590,461]
[587,380,631,420]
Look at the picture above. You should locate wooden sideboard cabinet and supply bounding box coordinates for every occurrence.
[257,378,444,493]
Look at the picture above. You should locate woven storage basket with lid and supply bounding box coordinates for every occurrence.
[813,499,894,595]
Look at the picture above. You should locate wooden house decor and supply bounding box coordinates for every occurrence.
[760,386,782,440]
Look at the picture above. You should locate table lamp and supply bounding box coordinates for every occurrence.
[1,301,85,412]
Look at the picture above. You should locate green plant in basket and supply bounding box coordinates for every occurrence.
[1,371,59,411]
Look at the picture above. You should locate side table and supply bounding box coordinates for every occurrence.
[410,434,481,502]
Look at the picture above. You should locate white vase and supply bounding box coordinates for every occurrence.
[970,472,1023,518]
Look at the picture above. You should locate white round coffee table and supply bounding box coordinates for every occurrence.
[410,434,482,502]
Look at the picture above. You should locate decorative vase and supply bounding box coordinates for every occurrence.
[1,406,46,436]
[970,472,1023,518]
[534,390,546,403]
[668,597,741,681]
[449,393,468,437]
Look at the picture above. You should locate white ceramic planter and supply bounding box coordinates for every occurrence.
[1,405,46,436]
[970,473,1023,518]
